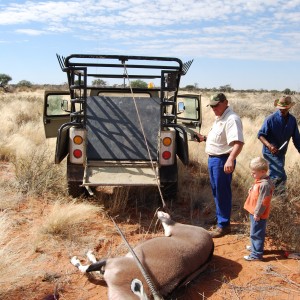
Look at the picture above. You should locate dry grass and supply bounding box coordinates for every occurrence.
[38,200,102,239]
[0,89,299,298]
[0,212,38,296]
[12,147,66,196]
[101,187,131,214]
[0,186,23,211]
[0,90,46,159]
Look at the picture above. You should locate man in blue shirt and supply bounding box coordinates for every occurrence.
[258,96,300,194]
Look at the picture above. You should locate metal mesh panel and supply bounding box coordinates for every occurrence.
[86,96,160,160]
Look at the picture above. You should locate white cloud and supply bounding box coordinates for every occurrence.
[0,0,270,26]
[0,0,300,62]
[15,28,47,36]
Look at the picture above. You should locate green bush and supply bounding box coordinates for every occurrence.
[16,80,33,88]
[0,73,12,91]
[130,80,148,88]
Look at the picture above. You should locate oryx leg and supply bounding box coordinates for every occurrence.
[71,251,105,275]
[86,250,102,275]
[70,256,90,273]
[157,211,174,237]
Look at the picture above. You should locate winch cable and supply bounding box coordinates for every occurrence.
[110,216,164,300]
[122,63,167,210]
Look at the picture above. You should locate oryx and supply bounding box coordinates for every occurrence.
[71,211,214,299]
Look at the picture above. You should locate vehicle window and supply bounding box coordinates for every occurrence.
[177,97,199,120]
[46,95,71,116]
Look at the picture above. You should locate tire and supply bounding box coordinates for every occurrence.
[67,157,86,198]
[159,161,178,201]
[67,180,86,198]
[161,181,178,201]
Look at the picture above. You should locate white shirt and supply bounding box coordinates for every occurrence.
[205,106,244,156]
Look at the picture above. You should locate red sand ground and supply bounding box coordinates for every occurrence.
[1,162,299,300]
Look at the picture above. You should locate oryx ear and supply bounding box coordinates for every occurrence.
[131,278,149,299]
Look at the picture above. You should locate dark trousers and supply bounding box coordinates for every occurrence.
[208,156,234,228]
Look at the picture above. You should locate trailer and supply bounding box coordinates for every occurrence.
[43,54,201,200]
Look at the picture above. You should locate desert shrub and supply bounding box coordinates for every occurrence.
[268,196,300,252]
[130,79,147,88]
[16,80,33,88]
[12,148,66,196]
[0,144,15,162]
[38,200,102,239]
[266,162,300,251]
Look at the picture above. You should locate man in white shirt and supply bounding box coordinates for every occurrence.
[195,93,244,238]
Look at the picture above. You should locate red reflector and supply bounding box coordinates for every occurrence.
[73,149,82,158]
[162,151,171,160]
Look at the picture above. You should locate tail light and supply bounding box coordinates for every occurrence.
[69,127,86,164]
[73,149,82,159]
[159,129,175,166]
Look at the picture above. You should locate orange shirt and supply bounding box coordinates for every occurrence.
[244,176,274,219]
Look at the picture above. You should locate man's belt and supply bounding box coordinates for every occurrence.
[208,154,230,158]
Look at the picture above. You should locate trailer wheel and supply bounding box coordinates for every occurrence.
[161,181,178,201]
[67,181,86,198]
[67,158,86,198]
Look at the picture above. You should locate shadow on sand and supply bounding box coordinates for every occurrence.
[167,255,242,299]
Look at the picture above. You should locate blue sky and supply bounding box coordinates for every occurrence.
[1,0,300,91]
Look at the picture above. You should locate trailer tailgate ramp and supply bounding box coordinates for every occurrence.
[83,162,158,186]
[83,96,160,186]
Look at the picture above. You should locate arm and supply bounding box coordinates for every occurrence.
[224,141,244,174]
[291,122,300,153]
[259,136,278,155]
[254,183,271,220]
[194,133,206,143]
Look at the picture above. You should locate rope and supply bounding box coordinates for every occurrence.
[111,217,164,300]
[122,63,167,209]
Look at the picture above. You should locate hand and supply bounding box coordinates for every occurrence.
[254,215,260,221]
[194,133,206,143]
[224,157,235,174]
[267,144,278,155]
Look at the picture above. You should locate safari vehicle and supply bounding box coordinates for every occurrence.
[43,54,201,199]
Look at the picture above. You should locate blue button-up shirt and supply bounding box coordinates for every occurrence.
[258,110,300,157]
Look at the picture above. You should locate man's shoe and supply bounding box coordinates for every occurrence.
[209,226,231,238]
[243,255,262,261]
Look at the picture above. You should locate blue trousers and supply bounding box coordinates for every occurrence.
[249,214,267,259]
[263,152,287,186]
[208,156,234,228]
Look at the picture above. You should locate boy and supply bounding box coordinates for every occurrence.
[243,157,274,261]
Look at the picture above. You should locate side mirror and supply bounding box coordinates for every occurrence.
[61,99,69,112]
[177,102,185,113]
